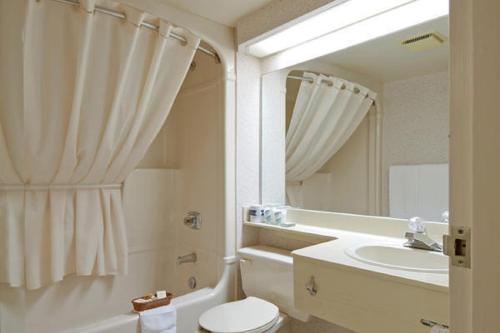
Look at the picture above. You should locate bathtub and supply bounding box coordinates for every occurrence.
[64,257,238,333]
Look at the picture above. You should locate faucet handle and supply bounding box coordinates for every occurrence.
[408,216,426,233]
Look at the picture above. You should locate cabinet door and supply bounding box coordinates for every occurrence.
[294,256,448,333]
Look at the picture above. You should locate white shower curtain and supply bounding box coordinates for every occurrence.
[286,72,376,207]
[0,0,200,289]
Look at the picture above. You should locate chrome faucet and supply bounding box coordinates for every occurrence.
[404,217,443,252]
[177,252,197,265]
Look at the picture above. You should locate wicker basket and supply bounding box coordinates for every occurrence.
[132,293,173,312]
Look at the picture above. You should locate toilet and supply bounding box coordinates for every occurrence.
[199,246,310,333]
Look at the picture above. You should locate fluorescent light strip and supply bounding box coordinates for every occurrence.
[248,0,417,57]
[261,0,448,73]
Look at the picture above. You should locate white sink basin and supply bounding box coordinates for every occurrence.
[345,244,448,273]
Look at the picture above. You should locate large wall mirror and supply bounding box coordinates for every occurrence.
[261,14,449,223]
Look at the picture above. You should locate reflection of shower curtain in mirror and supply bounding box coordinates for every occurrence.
[0,0,200,289]
[286,72,376,207]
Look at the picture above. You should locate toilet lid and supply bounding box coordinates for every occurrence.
[199,297,279,333]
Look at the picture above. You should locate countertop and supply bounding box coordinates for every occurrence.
[244,220,448,293]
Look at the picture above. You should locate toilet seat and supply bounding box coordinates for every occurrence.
[199,297,280,333]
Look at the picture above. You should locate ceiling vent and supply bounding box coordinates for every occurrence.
[401,32,445,51]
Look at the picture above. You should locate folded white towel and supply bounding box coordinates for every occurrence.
[139,305,176,333]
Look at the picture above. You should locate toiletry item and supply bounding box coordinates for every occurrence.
[277,207,288,225]
[258,205,292,226]
[276,207,296,227]
[258,204,274,224]
[272,207,283,225]
[265,206,287,225]
[248,205,266,223]
[156,290,167,299]
[132,292,173,312]
[251,204,291,225]
[263,207,275,224]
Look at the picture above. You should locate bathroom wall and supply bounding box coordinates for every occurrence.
[381,71,449,216]
[236,52,261,249]
[0,50,224,333]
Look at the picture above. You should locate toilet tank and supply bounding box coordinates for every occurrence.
[238,246,310,322]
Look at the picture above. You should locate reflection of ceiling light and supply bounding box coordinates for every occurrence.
[245,0,448,58]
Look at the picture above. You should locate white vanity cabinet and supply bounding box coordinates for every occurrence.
[293,251,449,333]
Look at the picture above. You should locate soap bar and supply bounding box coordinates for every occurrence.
[134,298,148,304]
[156,290,167,299]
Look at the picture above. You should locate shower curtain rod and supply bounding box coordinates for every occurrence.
[287,74,376,101]
[50,0,220,62]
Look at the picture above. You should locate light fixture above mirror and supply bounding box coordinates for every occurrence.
[243,0,448,59]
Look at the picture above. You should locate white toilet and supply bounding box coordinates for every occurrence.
[199,246,310,333]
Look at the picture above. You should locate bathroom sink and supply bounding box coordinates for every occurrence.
[345,244,448,273]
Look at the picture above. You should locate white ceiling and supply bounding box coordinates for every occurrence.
[318,16,449,82]
[158,0,273,27]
